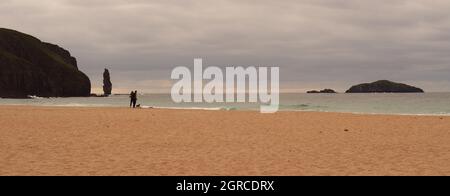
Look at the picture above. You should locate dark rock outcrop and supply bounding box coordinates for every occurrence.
[346,80,424,93]
[103,68,112,96]
[0,28,90,98]
[307,89,337,93]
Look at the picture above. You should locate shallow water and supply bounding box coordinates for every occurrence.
[1,93,450,115]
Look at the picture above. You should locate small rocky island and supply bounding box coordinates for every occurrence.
[346,80,424,93]
[307,89,337,93]
[0,28,91,98]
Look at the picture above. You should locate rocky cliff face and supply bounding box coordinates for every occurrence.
[0,28,91,98]
[346,80,424,93]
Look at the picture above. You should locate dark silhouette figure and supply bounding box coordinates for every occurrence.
[133,90,138,108]
[129,91,134,108]
[130,90,138,108]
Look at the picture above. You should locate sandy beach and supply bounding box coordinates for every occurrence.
[0,105,449,176]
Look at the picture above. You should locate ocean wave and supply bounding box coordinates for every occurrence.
[280,104,329,110]
[46,103,113,107]
[280,109,450,116]
[28,95,46,99]
[279,104,308,109]
[142,106,233,111]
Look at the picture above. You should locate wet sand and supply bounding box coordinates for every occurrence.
[0,105,449,176]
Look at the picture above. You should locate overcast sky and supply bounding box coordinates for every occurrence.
[1,0,450,93]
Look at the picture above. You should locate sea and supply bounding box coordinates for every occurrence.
[1,93,450,116]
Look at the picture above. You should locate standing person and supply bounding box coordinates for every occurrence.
[129,91,135,108]
[132,90,138,108]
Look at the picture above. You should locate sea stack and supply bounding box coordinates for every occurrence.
[0,28,91,98]
[103,68,112,96]
[346,80,424,93]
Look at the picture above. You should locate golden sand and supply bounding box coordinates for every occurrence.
[0,106,449,176]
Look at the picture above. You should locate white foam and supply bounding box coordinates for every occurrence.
[144,106,224,111]
[27,95,45,99]
[282,109,450,116]
[45,103,112,107]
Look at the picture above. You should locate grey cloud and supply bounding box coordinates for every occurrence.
[1,0,450,93]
